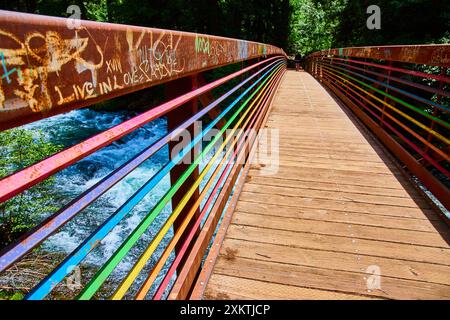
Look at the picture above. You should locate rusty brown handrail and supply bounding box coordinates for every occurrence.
[0,10,285,130]
[309,45,450,67]
[0,10,287,300]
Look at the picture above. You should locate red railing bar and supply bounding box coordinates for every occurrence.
[323,58,450,98]
[312,44,450,67]
[321,61,449,114]
[135,64,284,300]
[315,67,450,211]
[321,56,450,83]
[321,68,449,176]
[0,57,280,204]
[166,65,285,300]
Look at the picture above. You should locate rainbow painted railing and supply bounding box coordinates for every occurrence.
[2,10,448,301]
[306,45,450,212]
[0,11,286,299]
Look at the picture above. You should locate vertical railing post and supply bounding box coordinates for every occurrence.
[313,57,317,77]
[316,57,319,78]
[312,57,315,76]
[344,56,351,98]
[329,54,333,85]
[320,56,325,82]
[423,66,446,161]
[165,74,201,272]
[380,60,393,128]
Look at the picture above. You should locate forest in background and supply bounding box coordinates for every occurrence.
[0,0,449,56]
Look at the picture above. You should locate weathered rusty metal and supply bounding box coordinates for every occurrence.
[310,45,450,67]
[165,75,201,270]
[0,10,285,130]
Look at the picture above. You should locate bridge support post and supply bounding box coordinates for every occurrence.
[380,60,394,128]
[165,75,201,273]
[426,66,445,140]
[314,57,318,78]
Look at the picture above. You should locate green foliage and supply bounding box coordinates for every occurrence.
[9,292,25,300]
[84,0,109,22]
[289,0,346,55]
[0,290,24,300]
[334,0,450,48]
[0,129,62,248]
[218,0,292,48]
[289,0,450,55]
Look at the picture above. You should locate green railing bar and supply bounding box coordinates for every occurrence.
[76,64,282,299]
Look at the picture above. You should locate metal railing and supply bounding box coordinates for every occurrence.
[305,45,450,212]
[0,10,286,299]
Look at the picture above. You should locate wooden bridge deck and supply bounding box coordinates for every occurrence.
[202,70,450,300]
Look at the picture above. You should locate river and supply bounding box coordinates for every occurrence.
[23,108,180,298]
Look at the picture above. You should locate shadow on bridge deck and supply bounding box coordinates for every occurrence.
[201,70,450,300]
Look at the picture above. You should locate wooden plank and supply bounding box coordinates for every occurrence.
[204,274,374,300]
[239,192,439,220]
[277,140,381,151]
[248,166,413,190]
[275,143,380,155]
[274,127,368,135]
[212,256,450,300]
[273,146,395,163]
[226,225,450,265]
[242,183,430,208]
[245,175,425,199]
[233,211,450,248]
[221,238,450,286]
[235,201,448,233]
[259,157,399,175]
[259,152,398,169]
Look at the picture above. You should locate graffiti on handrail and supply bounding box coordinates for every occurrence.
[0,11,284,128]
[0,28,103,112]
[195,35,236,65]
[0,28,187,113]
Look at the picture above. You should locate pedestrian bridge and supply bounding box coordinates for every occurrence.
[199,70,450,300]
[0,11,448,300]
